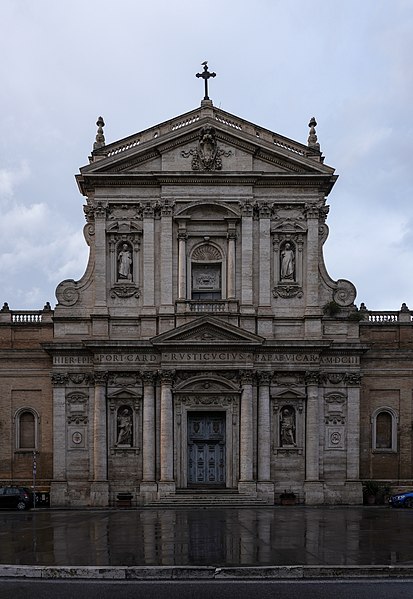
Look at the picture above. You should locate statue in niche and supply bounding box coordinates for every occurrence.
[280,243,295,280]
[280,407,296,446]
[118,243,132,281]
[116,407,133,446]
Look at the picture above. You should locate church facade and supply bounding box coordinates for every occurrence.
[1,91,412,507]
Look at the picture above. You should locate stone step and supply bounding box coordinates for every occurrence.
[145,492,270,507]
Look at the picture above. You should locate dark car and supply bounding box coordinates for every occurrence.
[0,486,33,510]
[389,490,413,508]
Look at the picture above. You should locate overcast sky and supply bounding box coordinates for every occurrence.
[1,0,412,311]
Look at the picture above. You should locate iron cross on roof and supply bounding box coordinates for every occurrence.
[196,61,216,101]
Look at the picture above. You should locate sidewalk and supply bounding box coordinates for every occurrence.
[1,507,412,579]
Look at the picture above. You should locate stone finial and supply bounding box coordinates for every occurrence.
[400,302,410,313]
[93,116,105,150]
[308,117,320,151]
[0,302,10,312]
[359,302,368,311]
[43,301,52,311]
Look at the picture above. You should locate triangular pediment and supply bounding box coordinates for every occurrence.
[77,105,336,193]
[150,316,264,347]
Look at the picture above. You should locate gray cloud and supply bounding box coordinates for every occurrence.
[0,0,412,310]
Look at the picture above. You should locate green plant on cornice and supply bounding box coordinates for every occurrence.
[348,310,365,321]
[323,300,341,317]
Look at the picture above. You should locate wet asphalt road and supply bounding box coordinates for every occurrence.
[0,506,412,567]
[3,579,413,599]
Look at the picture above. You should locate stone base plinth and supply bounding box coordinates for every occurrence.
[238,481,257,496]
[343,481,363,504]
[257,481,275,504]
[50,481,68,507]
[158,481,176,497]
[304,481,324,504]
[140,482,158,504]
[90,481,109,507]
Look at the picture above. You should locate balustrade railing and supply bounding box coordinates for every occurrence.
[97,105,311,161]
[189,301,228,313]
[361,310,413,323]
[11,311,43,324]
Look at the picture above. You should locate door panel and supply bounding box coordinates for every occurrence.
[188,412,225,486]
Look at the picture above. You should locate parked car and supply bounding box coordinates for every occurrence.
[0,486,33,510]
[389,490,413,508]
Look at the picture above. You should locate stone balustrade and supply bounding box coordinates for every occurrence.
[362,309,413,323]
[96,106,309,160]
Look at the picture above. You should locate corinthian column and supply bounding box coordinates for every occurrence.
[240,201,253,308]
[304,204,320,314]
[258,204,271,307]
[305,372,319,482]
[93,372,108,481]
[51,373,68,483]
[346,374,361,480]
[143,204,155,307]
[178,231,187,300]
[257,372,271,481]
[227,230,236,299]
[93,203,108,310]
[160,200,173,309]
[239,370,254,482]
[160,370,175,482]
[142,372,156,482]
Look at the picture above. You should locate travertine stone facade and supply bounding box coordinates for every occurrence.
[1,100,412,506]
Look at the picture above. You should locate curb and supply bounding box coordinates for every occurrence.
[1,565,413,580]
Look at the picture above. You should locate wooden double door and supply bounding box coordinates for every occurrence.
[187,412,226,486]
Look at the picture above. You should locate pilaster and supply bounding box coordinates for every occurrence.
[142,204,155,309]
[258,204,271,307]
[159,200,174,312]
[239,370,254,484]
[93,372,108,482]
[159,370,175,487]
[240,200,254,311]
[142,372,156,482]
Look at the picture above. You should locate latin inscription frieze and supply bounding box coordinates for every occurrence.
[162,352,253,362]
[95,353,159,364]
[53,356,93,365]
[255,353,319,364]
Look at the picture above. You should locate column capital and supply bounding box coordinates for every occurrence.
[93,201,108,220]
[143,203,155,218]
[51,372,69,386]
[257,202,271,218]
[159,369,176,385]
[177,230,188,241]
[344,372,361,386]
[257,371,271,385]
[305,371,319,386]
[142,371,157,385]
[239,199,253,216]
[94,371,109,385]
[304,203,320,219]
[160,199,175,216]
[240,369,255,385]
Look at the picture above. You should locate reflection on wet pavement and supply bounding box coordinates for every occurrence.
[0,507,412,567]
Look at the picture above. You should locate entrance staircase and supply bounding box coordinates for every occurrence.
[145,488,271,508]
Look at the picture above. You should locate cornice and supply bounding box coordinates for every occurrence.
[77,172,337,195]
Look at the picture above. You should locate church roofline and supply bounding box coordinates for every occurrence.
[85,105,331,172]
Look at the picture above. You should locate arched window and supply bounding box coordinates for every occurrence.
[372,408,397,452]
[190,243,223,300]
[15,408,39,451]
